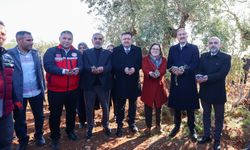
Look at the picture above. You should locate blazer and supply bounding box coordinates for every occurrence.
[7,46,45,103]
[112,44,142,100]
[82,48,112,91]
[198,51,231,104]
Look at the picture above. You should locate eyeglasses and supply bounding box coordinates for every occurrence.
[94,37,103,40]
[209,41,218,44]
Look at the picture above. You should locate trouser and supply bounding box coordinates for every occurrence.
[144,103,161,128]
[174,109,195,131]
[201,100,225,141]
[77,88,86,124]
[48,90,78,140]
[116,98,137,128]
[0,113,13,150]
[14,93,44,144]
[84,86,110,132]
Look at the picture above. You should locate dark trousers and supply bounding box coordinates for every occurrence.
[144,104,161,128]
[116,98,137,127]
[174,109,195,131]
[84,86,110,132]
[77,88,86,124]
[201,100,225,141]
[14,93,44,143]
[0,113,13,150]
[48,89,78,140]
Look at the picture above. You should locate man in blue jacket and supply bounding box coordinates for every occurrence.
[8,31,46,150]
[197,37,231,150]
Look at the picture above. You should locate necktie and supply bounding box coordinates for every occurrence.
[125,48,129,54]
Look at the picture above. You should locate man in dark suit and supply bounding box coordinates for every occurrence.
[167,28,199,140]
[82,33,112,139]
[112,32,142,137]
[197,37,231,150]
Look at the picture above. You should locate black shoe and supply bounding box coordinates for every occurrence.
[168,126,180,138]
[51,139,59,150]
[197,136,212,144]
[129,125,138,133]
[189,129,197,141]
[35,136,46,146]
[213,140,221,150]
[67,132,78,141]
[18,136,29,150]
[116,127,123,137]
[104,127,112,136]
[17,143,27,150]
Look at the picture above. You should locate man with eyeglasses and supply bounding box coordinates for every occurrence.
[112,32,142,137]
[82,33,112,139]
[196,37,231,150]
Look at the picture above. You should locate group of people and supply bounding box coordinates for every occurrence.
[0,19,231,150]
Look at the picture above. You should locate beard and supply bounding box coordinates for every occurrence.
[210,47,219,54]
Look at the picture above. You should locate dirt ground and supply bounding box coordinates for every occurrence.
[11,99,250,150]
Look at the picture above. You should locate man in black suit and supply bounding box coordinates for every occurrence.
[167,28,200,141]
[82,33,112,139]
[112,32,142,137]
[196,37,231,150]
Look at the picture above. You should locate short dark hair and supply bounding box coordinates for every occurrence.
[148,43,163,56]
[78,42,88,49]
[60,30,73,37]
[0,20,5,26]
[121,32,133,37]
[15,31,31,40]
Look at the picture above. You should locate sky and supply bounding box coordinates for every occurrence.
[0,0,101,47]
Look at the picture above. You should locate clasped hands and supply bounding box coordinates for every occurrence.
[170,66,185,76]
[91,66,104,74]
[149,69,160,78]
[195,74,208,83]
[124,67,135,75]
[64,67,79,76]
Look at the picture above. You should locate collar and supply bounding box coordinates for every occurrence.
[123,46,131,51]
[57,44,75,50]
[0,47,6,55]
[17,46,31,55]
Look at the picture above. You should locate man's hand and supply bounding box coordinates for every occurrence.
[96,66,104,73]
[128,67,135,75]
[71,67,79,75]
[124,67,130,74]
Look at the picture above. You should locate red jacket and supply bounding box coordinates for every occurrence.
[0,52,14,116]
[43,45,83,92]
[141,55,168,108]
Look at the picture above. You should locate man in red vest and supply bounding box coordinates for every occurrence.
[0,20,21,150]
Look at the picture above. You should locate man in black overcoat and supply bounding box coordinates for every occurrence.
[197,37,231,150]
[112,32,142,137]
[167,28,200,140]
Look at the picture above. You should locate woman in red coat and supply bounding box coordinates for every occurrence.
[141,43,168,135]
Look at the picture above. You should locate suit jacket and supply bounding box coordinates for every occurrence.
[112,44,142,100]
[198,51,231,104]
[141,55,168,108]
[7,46,45,102]
[82,48,112,91]
[167,43,200,110]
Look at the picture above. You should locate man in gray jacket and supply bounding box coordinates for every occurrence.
[8,31,45,150]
